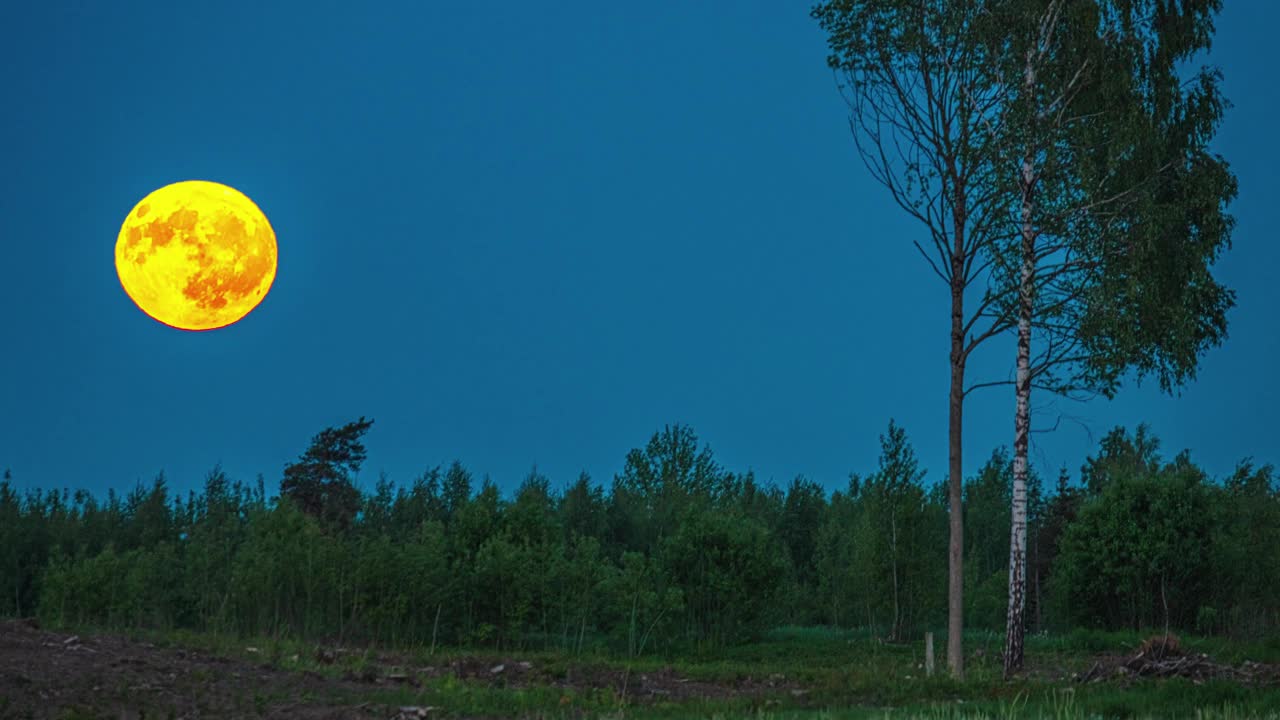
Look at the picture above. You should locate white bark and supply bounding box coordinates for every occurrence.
[1004,171,1033,676]
[1004,43,1038,679]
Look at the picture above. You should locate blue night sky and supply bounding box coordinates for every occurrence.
[2,2,1276,500]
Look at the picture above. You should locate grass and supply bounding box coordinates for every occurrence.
[35,623,1280,719]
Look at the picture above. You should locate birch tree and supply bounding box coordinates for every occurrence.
[990,0,1235,675]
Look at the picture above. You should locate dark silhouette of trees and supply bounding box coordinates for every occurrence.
[279,416,373,531]
[4,420,1277,655]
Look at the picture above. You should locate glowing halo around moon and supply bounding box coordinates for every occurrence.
[115,180,277,331]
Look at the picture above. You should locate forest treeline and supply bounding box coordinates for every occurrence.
[1,420,1277,653]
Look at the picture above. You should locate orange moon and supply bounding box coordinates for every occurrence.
[115,180,277,331]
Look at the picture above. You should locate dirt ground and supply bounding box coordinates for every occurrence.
[0,619,387,719]
[0,619,796,719]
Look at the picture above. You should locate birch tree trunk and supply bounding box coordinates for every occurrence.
[1004,225,1032,676]
[1004,49,1038,678]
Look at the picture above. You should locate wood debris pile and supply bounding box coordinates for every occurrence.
[1075,634,1280,685]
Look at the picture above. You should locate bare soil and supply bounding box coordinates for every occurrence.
[327,646,800,701]
[0,619,386,719]
[0,619,797,719]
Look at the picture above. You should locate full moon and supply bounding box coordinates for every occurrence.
[115,180,277,331]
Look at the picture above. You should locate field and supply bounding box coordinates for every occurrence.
[3,621,1279,719]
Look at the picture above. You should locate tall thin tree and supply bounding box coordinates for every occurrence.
[813,1,1020,677]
